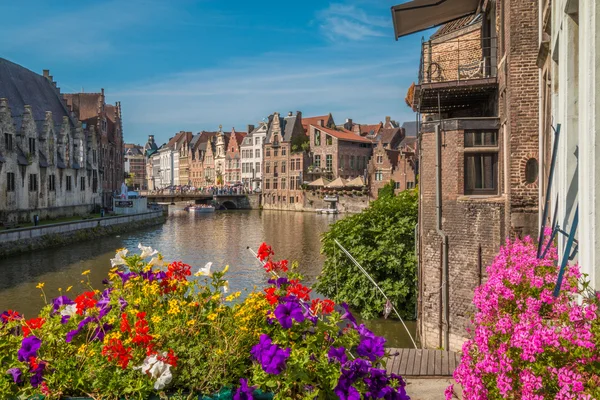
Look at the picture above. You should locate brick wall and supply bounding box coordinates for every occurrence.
[262,143,308,211]
[368,142,417,198]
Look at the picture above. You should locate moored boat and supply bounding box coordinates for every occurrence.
[188,205,215,213]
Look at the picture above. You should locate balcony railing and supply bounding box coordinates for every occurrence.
[419,37,498,85]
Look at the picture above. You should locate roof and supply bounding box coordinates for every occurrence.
[166,131,192,148]
[357,123,383,136]
[347,176,365,188]
[431,14,482,39]
[378,128,403,147]
[233,131,247,146]
[308,177,331,187]
[399,136,418,151]
[0,58,75,128]
[311,125,373,144]
[302,114,332,131]
[385,149,401,168]
[64,93,102,121]
[402,121,417,137]
[194,131,218,152]
[326,177,347,188]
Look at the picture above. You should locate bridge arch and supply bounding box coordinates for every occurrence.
[221,200,238,210]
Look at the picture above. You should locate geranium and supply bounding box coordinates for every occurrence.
[166,261,191,281]
[22,317,45,337]
[74,291,97,315]
[264,287,279,305]
[102,338,133,369]
[286,280,311,301]
[257,243,274,261]
[1,310,21,323]
[134,352,175,390]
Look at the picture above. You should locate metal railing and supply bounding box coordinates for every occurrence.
[418,37,498,84]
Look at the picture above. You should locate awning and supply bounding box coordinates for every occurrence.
[346,176,365,188]
[308,177,331,187]
[326,177,348,188]
[391,0,480,39]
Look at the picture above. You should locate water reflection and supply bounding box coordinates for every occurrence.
[0,208,416,347]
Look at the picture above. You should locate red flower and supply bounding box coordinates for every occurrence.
[277,260,289,273]
[1,310,22,323]
[29,356,39,370]
[132,312,154,351]
[287,280,311,301]
[40,381,51,396]
[74,292,97,315]
[264,287,279,305]
[166,261,191,281]
[102,338,133,369]
[263,259,288,273]
[257,243,274,261]
[23,318,45,337]
[120,313,131,333]
[321,299,335,314]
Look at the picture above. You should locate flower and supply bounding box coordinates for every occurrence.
[7,367,22,384]
[36,282,45,289]
[274,299,305,329]
[29,359,46,388]
[66,285,73,292]
[234,378,256,400]
[286,280,311,301]
[138,243,158,259]
[17,336,41,362]
[22,317,45,337]
[52,295,75,314]
[81,270,91,276]
[74,291,97,315]
[110,248,129,267]
[134,353,173,390]
[60,304,77,324]
[445,384,454,400]
[356,335,386,362]
[102,338,133,369]
[194,262,213,277]
[340,302,357,328]
[328,346,348,364]
[250,334,291,375]
[257,243,274,261]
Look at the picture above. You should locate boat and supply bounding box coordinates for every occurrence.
[316,208,339,215]
[186,205,215,213]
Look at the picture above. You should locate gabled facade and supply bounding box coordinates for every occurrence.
[368,140,416,198]
[0,59,101,222]
[189,131,217,188]
[124,144,146,190]
[241,123,266,191]
[301,113,335,134]
[175,131,193,186]
[225,128,247,185]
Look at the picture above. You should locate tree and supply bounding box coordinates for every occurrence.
[314,182,418,319]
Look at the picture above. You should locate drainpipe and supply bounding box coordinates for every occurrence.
[435,124,450,350]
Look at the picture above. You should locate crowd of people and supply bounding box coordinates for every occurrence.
[146,184,253,196]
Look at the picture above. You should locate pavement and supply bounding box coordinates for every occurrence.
[405,378,461,400]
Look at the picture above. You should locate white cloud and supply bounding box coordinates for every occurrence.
[317,2,391,41]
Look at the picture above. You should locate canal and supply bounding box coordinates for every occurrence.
[0,208,416,347]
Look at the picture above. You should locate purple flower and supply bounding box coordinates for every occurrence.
[118,297,128,311]
[334,379,361,400]
[102,278,110,285]
[29,360,46,388]
[274,300,305,329]
[341,358,371,382]
[328,346,348,364]
[60,315,71,324]
[234,378,256,400]
[250,334,291,375]
[357,323,375,339]
[91,323,112,342]
[17,336,41,362]
[116,271,136,284]
[7,368,22,384]
[141,270,166,281]
[267,277,289,288]
[340,303,357,327]
[364,368,390,398]
[65,316,94,343]
[51,296,74,314]
[356,335,386,362]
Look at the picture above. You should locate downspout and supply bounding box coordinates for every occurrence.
[435,123,450,350]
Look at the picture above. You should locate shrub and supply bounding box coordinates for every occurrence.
[449,233,600,400]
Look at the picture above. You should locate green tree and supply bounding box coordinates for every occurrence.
[314,182,418,319]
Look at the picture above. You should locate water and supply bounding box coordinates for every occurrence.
[0,208,416,347]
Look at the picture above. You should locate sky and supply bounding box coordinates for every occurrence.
[1,0,428,145]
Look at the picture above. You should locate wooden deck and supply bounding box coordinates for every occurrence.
[386,348,460,377]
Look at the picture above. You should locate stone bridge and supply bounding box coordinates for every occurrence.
[143,192,258,210]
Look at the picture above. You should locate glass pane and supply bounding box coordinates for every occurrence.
[464,132,474,147]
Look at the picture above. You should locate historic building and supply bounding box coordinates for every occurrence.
[124,144,146,190]
[301,114,335,134]
[367,140,416,199]
[224,128,247,185]
[174,131,193,186]
[393,0,539,351]
[307,123,373,181]
[144,135,159,190]
[241,123,267,191]
[189,131,217,188]
[537,0,600,292]
[262,112,309,210]
[63,88,123,207]
[0,58,102,222]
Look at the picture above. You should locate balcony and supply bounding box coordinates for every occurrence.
[413,36,498,114]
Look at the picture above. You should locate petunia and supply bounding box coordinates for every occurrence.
[51,296,74,314]
[340,303,357,328]
[7,367,22,384]
[110,249,128,267]
[334,379,361,400]
[356,335,386,362]
[29,360,46,388]
[194,262,213,277]
[138,243,158,259]
[118,297,128,311]
[250,334,291,375]
[234,378,256,400]
[328,346,348,364]
[134,353,173,390]
[274,300,305,329]
[17,336,41,362]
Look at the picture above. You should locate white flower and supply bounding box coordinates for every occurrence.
[222,280,229,294]
[60,304,77,318]
[138,243,158,259]
[194,262,213,277]
[110,249,128,267]
[147,256,163,268]
[134,353,173,390]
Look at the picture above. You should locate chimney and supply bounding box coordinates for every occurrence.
[385,116,391,124]
[149,135,154,142]
[48,76,53,82]
[43,70,50,79]
[247,124,255,133]
[318,119,324,127]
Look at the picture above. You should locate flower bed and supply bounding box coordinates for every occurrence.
[448,233,600,400]
[1,243,409,399]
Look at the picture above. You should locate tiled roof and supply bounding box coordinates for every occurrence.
[0,58,75,128]
[311,125,373,143]
[431,14,482,39]
[233,131,247,146]
[302,114,331,131]
[358,123,383,136]
[401,121,417,137]
[378,128,403,147]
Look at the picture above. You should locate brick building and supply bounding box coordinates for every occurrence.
[393,0,539,351]
[301,113,335,134]
[64,88,124,207]
[189,131,217,188]
[262,111,309,210]
[175,131,193,186]
[368,140,417,199]
[124,144,146,190]
[225,128,247,185]
[307,124,373,181]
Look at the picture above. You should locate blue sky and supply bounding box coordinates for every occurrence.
[1,0,427,145]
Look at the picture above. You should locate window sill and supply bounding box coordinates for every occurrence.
[458,194,505,203]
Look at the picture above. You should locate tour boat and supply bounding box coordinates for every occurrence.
[186,205,215,213]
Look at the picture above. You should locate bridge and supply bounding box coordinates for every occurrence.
[142,192,256,210]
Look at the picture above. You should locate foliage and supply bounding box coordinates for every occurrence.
[290,135,309,154]
[314,183,418,319]
[449,232,600,400]
[125,173,135,188]
[0,243,410,400]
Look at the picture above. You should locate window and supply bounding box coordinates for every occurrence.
[290,177,295,190]
[28,174,38,192]
[326,135,332,146]
[273,179,278,190]
[464,130,499,195]
[266,148,271,157]
[255,149,260,158]
[266,162,270,174]
[80,176,86,191]
[5,133,13,150]
[273,149,278,157]
[6,172,15,192]
[282,161,286,174]
[255,137,260,145]
[314,130,321,146]
[350,156,355,170]
[265,179,270,189]
[376,155,383,164]
[326,155,333,171]
[282,147,286,156]
[66,176,72,191]
[394,182,401,190]
[314,155,321,168]
[48,174,56,191]
[295,176,301,189]
[296,159,301,170]
[290,159,295,171]
[255,162,260,173]
[282,196,286,203]
[29,138,36,155]
[407,182,415,189]
[375,170,383,181]
[281,178,286,190]
[290,196,295,204]
[273,162,278,175]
